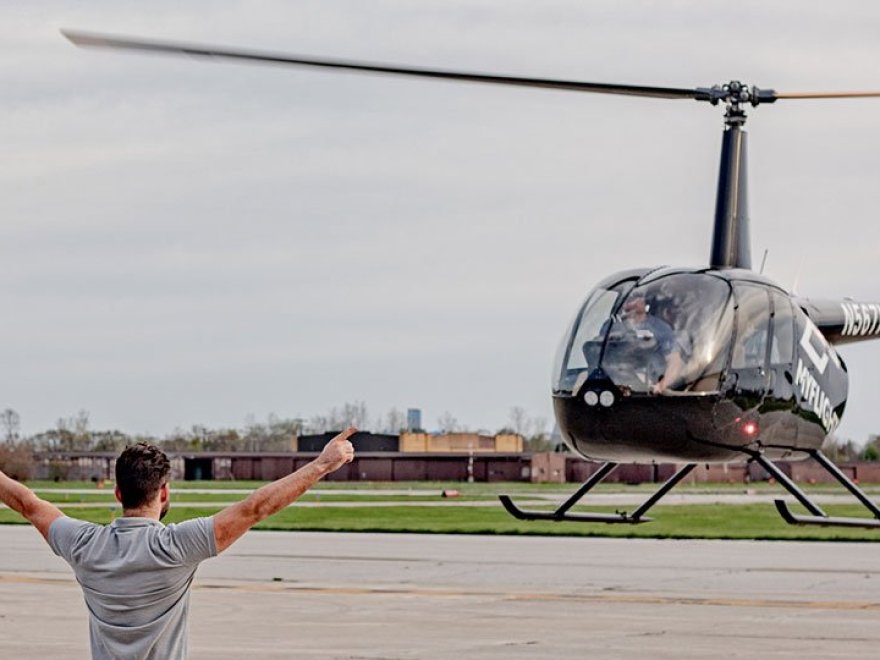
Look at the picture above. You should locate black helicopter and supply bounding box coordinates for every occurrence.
[63,30,880,528]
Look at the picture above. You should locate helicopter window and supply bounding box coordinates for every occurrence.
[554,274,733,395]
[731,284,770,369]
[567,289,623,372]
[770,292,794,365]
[600,274,733,394]
[553,281,634,392]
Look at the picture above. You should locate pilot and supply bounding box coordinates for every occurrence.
[620,293,683,394]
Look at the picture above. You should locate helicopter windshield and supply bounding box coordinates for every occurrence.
[554,273,734,395]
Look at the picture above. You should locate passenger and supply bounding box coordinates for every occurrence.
[620,294,683,393]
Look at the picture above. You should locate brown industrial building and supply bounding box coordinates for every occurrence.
[27,427,880,484]
[31,449,880,485]
[292,431,523,454]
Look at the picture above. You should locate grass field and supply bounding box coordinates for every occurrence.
[2,503,879,541]
[3,480,880,541]
[24,479,880,494]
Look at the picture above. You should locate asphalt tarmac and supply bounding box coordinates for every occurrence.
[1,525,878,658]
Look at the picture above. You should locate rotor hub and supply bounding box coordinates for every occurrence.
[696,80,775,107]
[694,81,777,127]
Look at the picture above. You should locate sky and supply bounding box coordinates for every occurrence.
[2,1,880,442]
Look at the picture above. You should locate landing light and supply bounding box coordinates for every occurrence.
[584,391,599,406]
[599,391,615,407]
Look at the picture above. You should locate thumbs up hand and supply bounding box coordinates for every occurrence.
[316,427,357,473]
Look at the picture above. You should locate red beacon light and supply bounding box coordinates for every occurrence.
[741,420,759,437]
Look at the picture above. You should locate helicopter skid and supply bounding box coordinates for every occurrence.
[498,462,696,525]
[501,447,880,530]
[750,449,880,529]
[498,496,652,524]
[773,500,880,529]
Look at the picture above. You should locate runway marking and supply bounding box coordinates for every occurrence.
[204,584,880,611]
[2,573,877,611]
[225,552,880,574]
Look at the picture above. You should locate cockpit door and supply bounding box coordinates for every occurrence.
[726,283,772,401]
[767,291,796,401]
[759,290,800,446]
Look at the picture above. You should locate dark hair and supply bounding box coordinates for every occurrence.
[115,443,170,509]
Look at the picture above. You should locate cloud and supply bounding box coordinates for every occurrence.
[2,1,879,443]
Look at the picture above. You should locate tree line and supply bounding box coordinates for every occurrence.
[0,404,553,456]
[3,405,879,483]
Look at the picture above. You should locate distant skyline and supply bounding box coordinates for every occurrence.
[2,2,880,443]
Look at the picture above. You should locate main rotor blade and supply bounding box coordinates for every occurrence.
[62,29,698,100]
[775,90,880,100]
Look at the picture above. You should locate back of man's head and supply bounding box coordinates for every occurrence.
[116,443,170,509]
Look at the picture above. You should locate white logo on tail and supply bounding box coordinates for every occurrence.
[799,324,828,375]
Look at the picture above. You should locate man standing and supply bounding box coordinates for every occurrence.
[0,427,356,659]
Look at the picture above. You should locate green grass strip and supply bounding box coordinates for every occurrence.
[3,503,880,541]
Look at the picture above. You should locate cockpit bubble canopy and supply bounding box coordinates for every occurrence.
[553,272,734,395]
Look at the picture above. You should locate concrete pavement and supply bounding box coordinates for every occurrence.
[1,526,878,658]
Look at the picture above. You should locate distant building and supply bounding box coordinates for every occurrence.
[406,408,422,432]
[399,432,522,453]
[29,450,880,484]
[295,431,399,453]
[292,431,523,454]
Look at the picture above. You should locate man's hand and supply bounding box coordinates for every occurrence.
[316,427,357,474]
[654,351,683,395]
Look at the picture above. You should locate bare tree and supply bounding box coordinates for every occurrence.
[91,430,130,452]
[55,417,75,451]
[54,410,92,451]
[508,406,529,437]
[305,414,330,434]
[306,402,370,433]
[437,411,460,433]
[242,414,264,451]
[1,408,21,444]
[524,415,552,452]
[339,402,369,429]
[264,414,303,450]
[382,408,407,434]
[73,409,89,438]
[506,407,551,451]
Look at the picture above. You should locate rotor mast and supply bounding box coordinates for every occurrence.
[702,82,774,270]
[712,96,750,269]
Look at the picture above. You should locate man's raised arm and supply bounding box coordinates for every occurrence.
[0,470,65,541]
[212,427,356,553]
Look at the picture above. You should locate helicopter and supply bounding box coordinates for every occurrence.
[62,30,880,529]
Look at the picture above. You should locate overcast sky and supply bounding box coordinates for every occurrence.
[2,1,880,443]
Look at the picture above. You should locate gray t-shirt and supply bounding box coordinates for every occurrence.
[48,515,217,660]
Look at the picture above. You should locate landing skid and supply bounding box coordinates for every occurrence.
[499,462,696,524]
[501,449,880,528]
[748,449,880,529]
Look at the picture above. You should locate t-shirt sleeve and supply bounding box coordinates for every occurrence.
[165,516,218,565]
[47,516,94,564]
